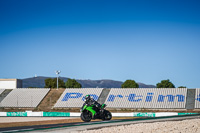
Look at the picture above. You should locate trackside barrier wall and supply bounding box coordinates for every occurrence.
[54,88,103,108]
[104,88,187,108]
[0,88,50,108]
[0,111,197,117]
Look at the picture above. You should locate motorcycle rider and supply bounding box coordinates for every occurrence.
[82,95,101,119]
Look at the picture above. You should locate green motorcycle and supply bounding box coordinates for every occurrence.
[80,103,112,122]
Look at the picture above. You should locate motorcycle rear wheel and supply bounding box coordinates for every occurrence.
[102,110,112,120]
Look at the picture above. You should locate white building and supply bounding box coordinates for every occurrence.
[0,79,22,89]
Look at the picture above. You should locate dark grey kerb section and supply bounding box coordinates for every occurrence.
[186,89,196,109]
[97,88,111,105]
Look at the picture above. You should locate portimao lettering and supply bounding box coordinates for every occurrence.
[62,92,186,102]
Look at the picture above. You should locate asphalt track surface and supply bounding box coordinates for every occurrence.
[0,114,200,133]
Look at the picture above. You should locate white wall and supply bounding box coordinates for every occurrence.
[0,80,16,89]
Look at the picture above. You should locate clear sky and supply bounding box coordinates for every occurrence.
[0,0,200,88]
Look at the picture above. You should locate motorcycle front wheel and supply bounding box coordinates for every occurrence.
[81,111,92,122]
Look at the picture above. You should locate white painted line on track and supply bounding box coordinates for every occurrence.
[1,130,20,133]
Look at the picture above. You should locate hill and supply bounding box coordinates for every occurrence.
[21,76,156,88]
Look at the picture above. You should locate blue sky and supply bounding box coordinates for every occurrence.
[0,0,200,88]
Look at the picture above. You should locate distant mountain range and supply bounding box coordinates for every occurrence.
[21,76,156,88]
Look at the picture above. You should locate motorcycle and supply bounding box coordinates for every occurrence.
[80,103,112,122]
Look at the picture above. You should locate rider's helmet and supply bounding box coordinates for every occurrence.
[85,95,91,102]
